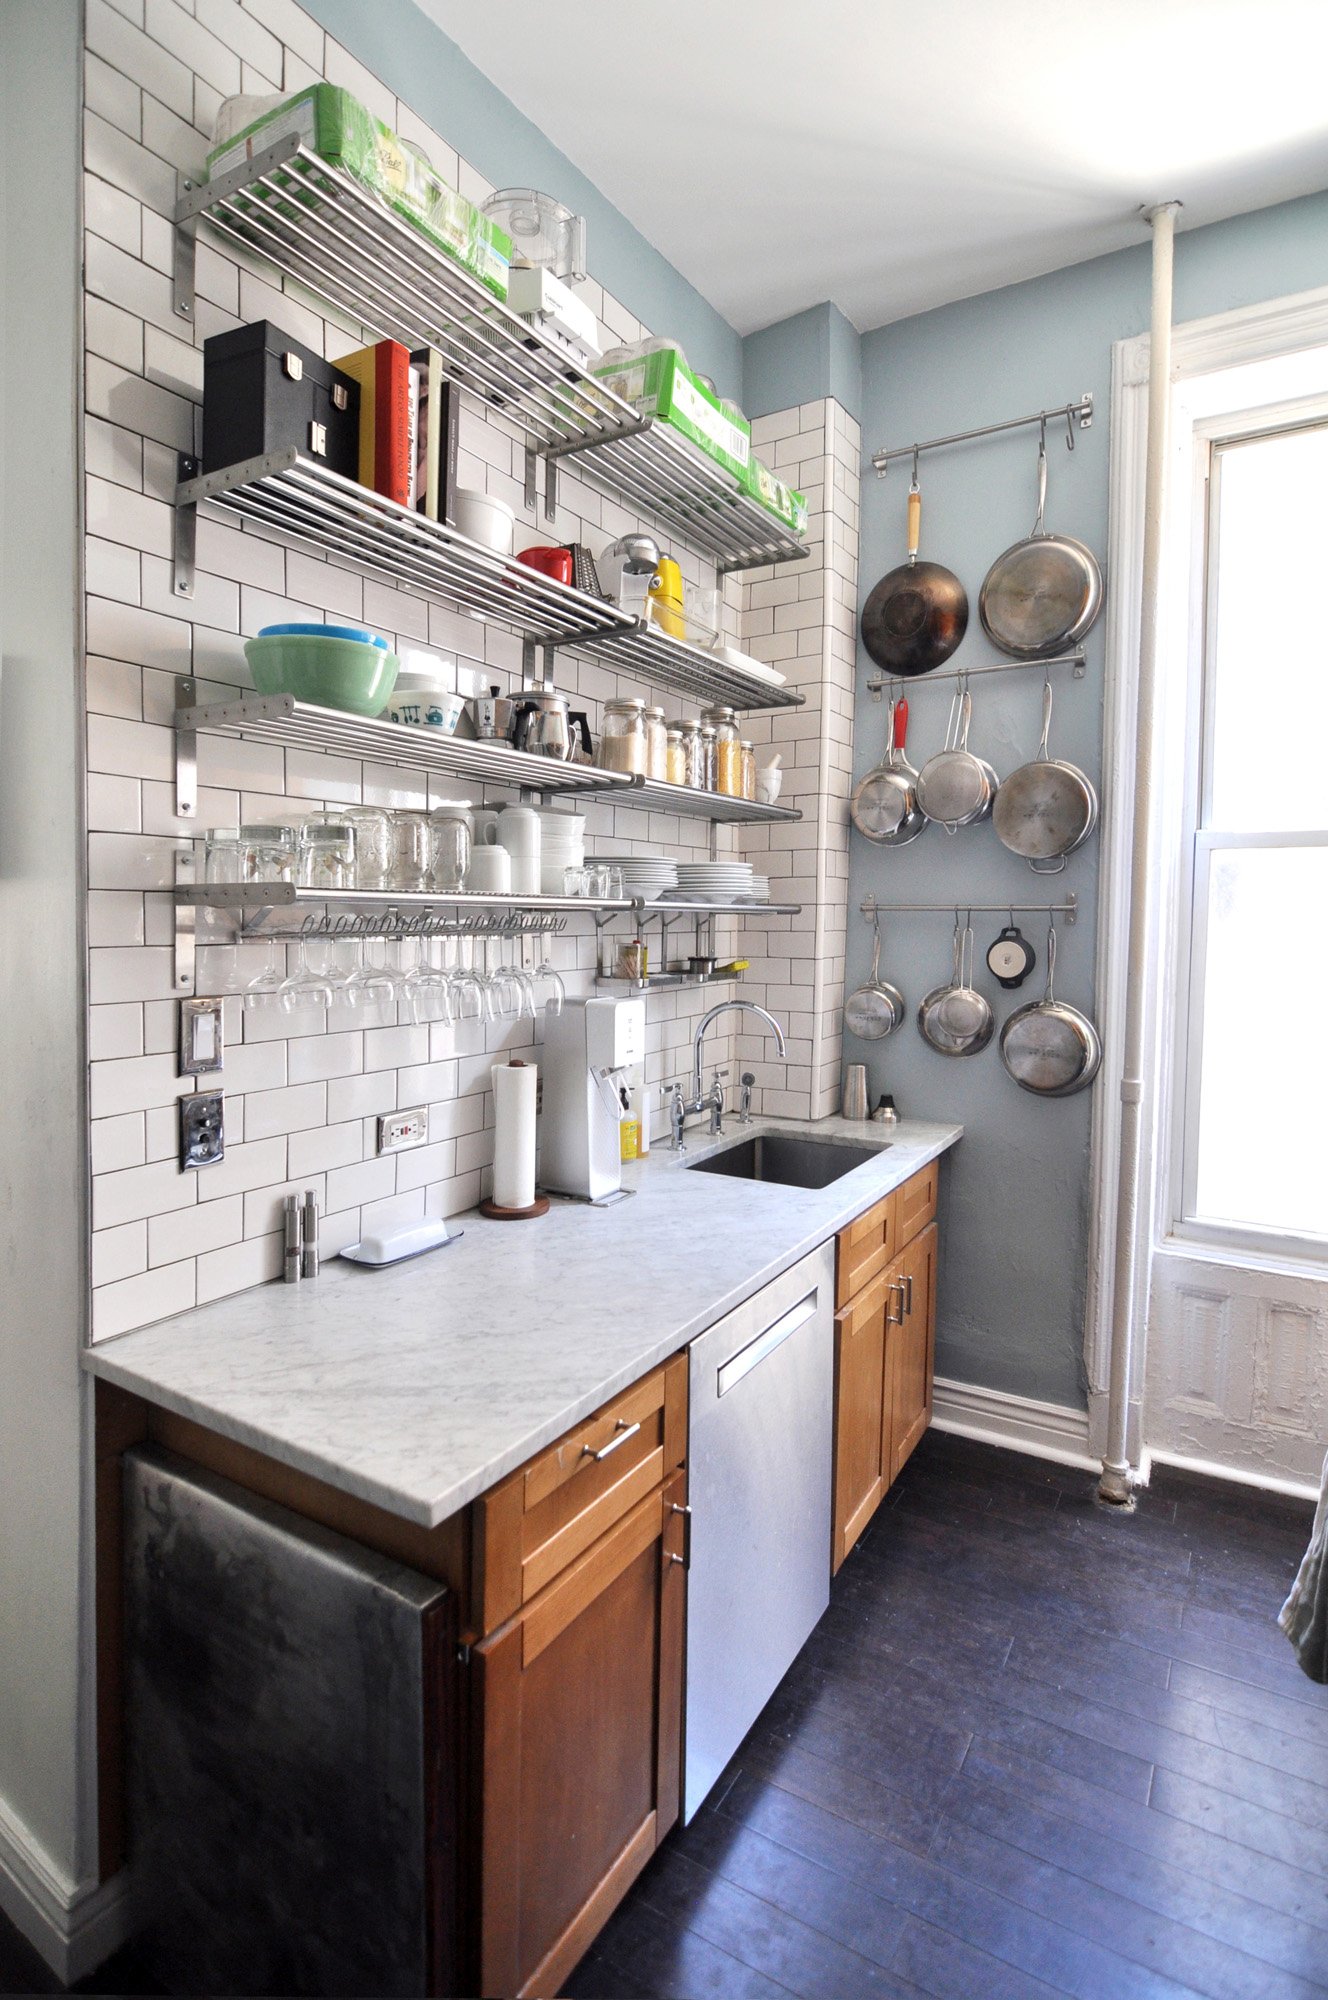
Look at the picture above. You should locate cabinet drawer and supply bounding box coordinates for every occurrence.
[836,1189,897,1307]
[897,1159,939,1247]
[473,1355,687,1635]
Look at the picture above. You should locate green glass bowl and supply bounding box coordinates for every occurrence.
[244,632,400,718]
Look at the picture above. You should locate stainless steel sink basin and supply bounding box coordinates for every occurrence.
[685,1133,888,1189]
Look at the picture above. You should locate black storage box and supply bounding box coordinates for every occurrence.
[202,321,360,479]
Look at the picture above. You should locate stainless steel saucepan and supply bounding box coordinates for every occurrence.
[844,913,905,1040]
[993,679,1098,871]
[999,924,1101,1095]
[917,920,994,1057]
[850,696,926,846]
[917,684,998,834]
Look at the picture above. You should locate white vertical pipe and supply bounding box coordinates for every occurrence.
[1098,201,1183,1506]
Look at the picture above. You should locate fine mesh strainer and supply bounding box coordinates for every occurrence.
[917,919,994,1057]
[999,923,1102,1095]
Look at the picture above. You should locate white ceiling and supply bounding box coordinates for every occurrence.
[420,0,1328,335]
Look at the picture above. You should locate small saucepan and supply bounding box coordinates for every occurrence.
[850,696,926,847]
[916,684,998,835]
[917,921,994,1057]
[993,679,1098,872]
[844,914,905,1040]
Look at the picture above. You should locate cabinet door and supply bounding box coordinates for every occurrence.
[831,1268,893,1573]
[890,1222,937,1482]
[472,1471,686,2000]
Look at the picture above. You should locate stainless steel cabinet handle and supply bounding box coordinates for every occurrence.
[716,1293,818,1397]
[670,1500,692,1569]
[582,1418,641,1461]
[904,1272,914,1316]
[887,1281,906,1326]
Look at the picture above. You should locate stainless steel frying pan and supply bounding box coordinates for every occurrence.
[999,925,1101,1095]
[980,428,1104,660]
[845,914,905,1039]
[850,696,926,846]
[993,680,1098,871]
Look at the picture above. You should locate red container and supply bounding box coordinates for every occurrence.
[517,545,573,586]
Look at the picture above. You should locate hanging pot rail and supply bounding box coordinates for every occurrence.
[860,894,1078,926]
[866,647,1086,698]
[871,396,1093,476]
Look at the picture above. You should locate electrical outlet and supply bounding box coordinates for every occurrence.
[378,1106,428,1155]
[180,1092,225,1170]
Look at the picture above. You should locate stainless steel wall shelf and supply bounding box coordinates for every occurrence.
[172,140,809,576]
[541,423,809,574]
[171,679,633,820]
[578,620,804,714]
[619,776,801,825]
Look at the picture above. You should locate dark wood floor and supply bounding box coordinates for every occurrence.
[2,1429,1323,1999]
[566,1429,1328,2000]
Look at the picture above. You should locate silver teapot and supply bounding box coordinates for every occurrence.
[510,687,594,761]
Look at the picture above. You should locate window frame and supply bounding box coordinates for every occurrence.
[1171,407,1328,1265]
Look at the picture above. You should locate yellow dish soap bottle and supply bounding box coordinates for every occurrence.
[648,555,685,639]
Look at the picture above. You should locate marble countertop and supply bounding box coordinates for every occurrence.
[83,1115,961,1527]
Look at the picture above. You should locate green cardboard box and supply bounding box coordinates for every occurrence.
[744,453,809,539]
[593,345,751,481]
[208,86,511,300]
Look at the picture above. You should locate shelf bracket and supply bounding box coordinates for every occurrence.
[173,455,198,600]
[174,850,197,995]
[173,172,196,321]
[174,675,198,819]
[524,445,538,513]
[543,452,558,523]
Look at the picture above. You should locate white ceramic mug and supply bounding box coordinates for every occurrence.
[471,808,501,847]
[496,805,542,857]
[465,844,511,894]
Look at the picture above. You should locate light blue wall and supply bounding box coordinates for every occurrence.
[0,0,91,1905]
[743,301,863,421]
[850,190,1328,1412]
[303,0,745,398]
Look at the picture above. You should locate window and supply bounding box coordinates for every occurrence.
[1179,417,1328,1254]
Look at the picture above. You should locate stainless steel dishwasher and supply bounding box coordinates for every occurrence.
[684,1240,834,1820]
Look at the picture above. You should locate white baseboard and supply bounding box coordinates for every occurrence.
[1141,1446,1322,1506]
[0,1795,127,1985]
[931,1376,1098,1472]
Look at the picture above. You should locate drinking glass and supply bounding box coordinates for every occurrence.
[346,937,397,1021]
[244,937,285,1012]
[278,937,333,1012]
[446,935,486,1023]
[403,937,452,1025]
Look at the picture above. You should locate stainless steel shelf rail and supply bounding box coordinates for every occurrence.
[171,457,804,714]
[171,679,635,820]
[865,648,1087,697]
[872,396,1094,475]
[173,141,808,575]
[538,423,809,574]
[860,894,1079,925]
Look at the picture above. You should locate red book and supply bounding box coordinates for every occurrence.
[337,339,412,507]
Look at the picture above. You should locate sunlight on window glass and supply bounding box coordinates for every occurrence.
[1192,846,1328,1240]
[1209,426,1328,832]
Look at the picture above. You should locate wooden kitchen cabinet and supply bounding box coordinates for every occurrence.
[472,1468,687,2000]
[890,1222,938,1484]
[831,1165,941,1572]
[831,1268,893,1571]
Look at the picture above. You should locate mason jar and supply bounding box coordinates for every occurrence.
[741,740,757,802]
[297,820,356,892]
[678,718,705,789]
[341,805,394,891]
[238,823,297,884]
[389,810,433,892]
[665,724,687,787]
[428,805,472,893]
[702,705,742,797]
[699,723,718,792]
[643,705,668,781]
[599,697,647,775]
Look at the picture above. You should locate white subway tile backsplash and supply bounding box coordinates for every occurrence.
[147,1194,245,1265]
[243,1080,327,1140]
[196,1231,282,1305]
[286,1120,364,1178]
[93,1258,197,1340]
[326,1070,397,1123]
[194,1135,288,1202]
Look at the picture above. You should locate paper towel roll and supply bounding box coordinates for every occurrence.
[492,1061,537,1210]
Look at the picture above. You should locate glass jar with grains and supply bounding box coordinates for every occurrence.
[599,697,647,775]
[702,705,742,796]
[665,723,687,787]
[643,705,668,781]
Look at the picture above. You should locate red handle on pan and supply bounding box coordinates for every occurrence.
[893,697,909,752]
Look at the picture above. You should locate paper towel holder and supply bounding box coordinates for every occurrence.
[479,1193,551,1220]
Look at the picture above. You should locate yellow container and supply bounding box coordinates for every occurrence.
[619,1114,640,1162]
[648,556,685,640]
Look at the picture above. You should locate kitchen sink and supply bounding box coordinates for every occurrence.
[685,1133,887,1189]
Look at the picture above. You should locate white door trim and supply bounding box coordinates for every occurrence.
[1086,282,1328,1459]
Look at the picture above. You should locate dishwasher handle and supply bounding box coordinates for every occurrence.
[716,1292,818,1398]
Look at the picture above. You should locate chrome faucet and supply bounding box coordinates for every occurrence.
[671,1002,787,1151]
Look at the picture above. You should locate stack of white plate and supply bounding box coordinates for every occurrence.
[539,810,585,895]
[745,874,771,902]
[671,861,755,905]
[593,855,679,902]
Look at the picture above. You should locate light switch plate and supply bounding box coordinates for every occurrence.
[180,1092,225,1170]
[180,996,224,1075]
[378,1106,428,1155]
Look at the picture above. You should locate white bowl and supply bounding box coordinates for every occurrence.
[383,684,465,733]
[453,488,516,555]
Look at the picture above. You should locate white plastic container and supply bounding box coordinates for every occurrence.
[453,488,515,555]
